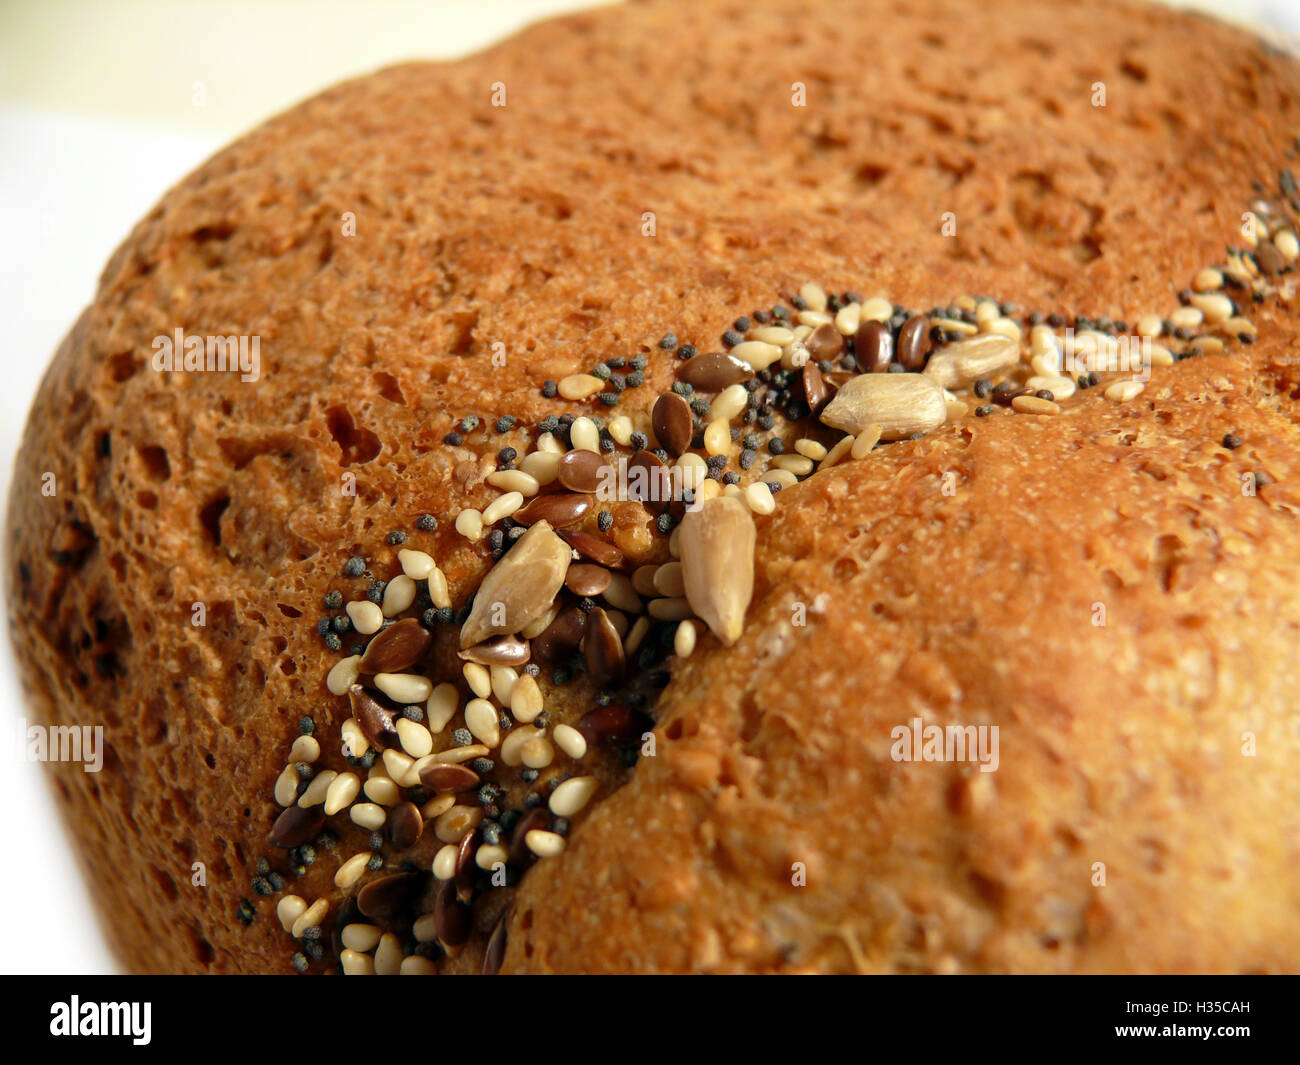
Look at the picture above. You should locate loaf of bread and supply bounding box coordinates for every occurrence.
[9,0,1300,973]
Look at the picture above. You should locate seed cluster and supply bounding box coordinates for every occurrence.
[248,168,1299,973]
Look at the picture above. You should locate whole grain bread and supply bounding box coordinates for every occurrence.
[8,0,1300,973]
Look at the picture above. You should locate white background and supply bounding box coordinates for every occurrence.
[0,0,1294,975]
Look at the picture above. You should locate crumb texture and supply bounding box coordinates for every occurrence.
[7,0,1300,973]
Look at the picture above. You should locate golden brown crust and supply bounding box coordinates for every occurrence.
[7,0,1300,973]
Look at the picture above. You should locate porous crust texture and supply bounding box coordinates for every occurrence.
[8,0,1300,973]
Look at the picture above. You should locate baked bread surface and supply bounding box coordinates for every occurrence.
[8,0,1300,973]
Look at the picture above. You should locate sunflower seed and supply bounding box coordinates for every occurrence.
[678,496,755,646]
[459,520,570,646]
[820,373,947,440]
[921,333,1019,389]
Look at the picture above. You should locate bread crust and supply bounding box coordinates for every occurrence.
[8,0,1300,973]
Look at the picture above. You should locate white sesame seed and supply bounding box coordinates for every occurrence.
[820,434,855,468]
[693,478,721,505]
[454,508,485,542]
[743,481,776,515]
[427,682,459,732]
[375,672,433,704]
[375,934,403,975]
[487,470,540,496]
[1193,267,1224,292]
[710,383,750,422]
[289,735,320,764]
[1149,344,1175,367]
[632,564,659,597]
[749,326,795,345]
[768,469,798,487]
[324,771,361,816]
[429,743,489,765]
[1169,306,1203,330]
[549,775,599,817]
[335,852,372,890]
[553,723,587,759]
[398,549,436,579]
[975,299,999,323]
[413,914,440,942]
[401,956,437,975]
[834,302,861,335]
[570,416,600,453]
[396,718,433,758]
[608,415,633,446]
[501,725,543,767]
[490,665,518,705]
[432,843,459,880]
[476,843,509,870]
[1025,374,1076,400]
[536,431,565,454]
[623,615,651,658]
[421,794,456,819]
[340,949,375,976]
[1275,230,1299,262]
[703,418,731,456]
[648,596,693,621]
[1104,380,1145,403]
[325,654,362,696]
[481,491,524,526]
[860,296,892,322]
[525,829,567,859]
[340,717,367,759]
[382,574,416,617]
[674,619,698,658]
[1011,395,1060,416]
[364,775,401,807]
[520,450,562,485]
[298,769,337,808]
[346,600,383,635]
[797,309,832,328]
[291,898,328,939]
[382,748,421,787]
[426,566,451,610]
[509,673,544,724]
[274,764,300,808]
[557,373,603,400]
[769,454,813,476]
[675,452,707,491]
[1190,292,1233,323]
[793,438,827,460]
[350,802,387,831]
[521,735,555,769]
[652,561,685,598]
[341,923,382,952]
[465,698,501,747]
[434,804,482,844]
[462,662,491,699]
[276,894,307,933]
[798,281,828,311]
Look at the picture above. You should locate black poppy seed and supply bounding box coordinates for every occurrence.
[542,380,558,398]
[652,447,670,463]
[659,333,678,349]
[251,875,272,896]
[460,416,480,433]
[591,363,612,381]
[366,580,386,604]
[591,509,612,534]
[538,414,560,434]
[452,728,472,747]
[1222,434,1243,449]
[521,769,541,785]
[322,590,343,611]
[598,392,620,407]
[298,845,316,866]
[416,513,437,531]
[255,857,271,875]
[236,900,255,926]
[757,414,776,431]
[359,749,377,768]
[291,953,309,973]
[974,405,993,417]
[366,854,384,871]
[768,438,785,455]
[722,329,743,348]
[471,758,495,775]
[498,446,518,466]
[332,613,350,634]
[343,556,366,577]
[495,415,517,433]
[606,374,626,393]
[386,530,406,546]
[973,379,993,399]
[1048,313,1066,328]
[324,633,342,652]
[1035,390,1055,401]
[733,316,751,332]
[402,705,424,723]
[672,381,693,397]
[766,481,783,493]
[791,296,808,311]
[268,872,287,890]
[624,371,646,389]
[656,512,677,535]
[552,817,571,837]
[316,617,332,638]
[443,431,463,446]
[1256,470,1276,487]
